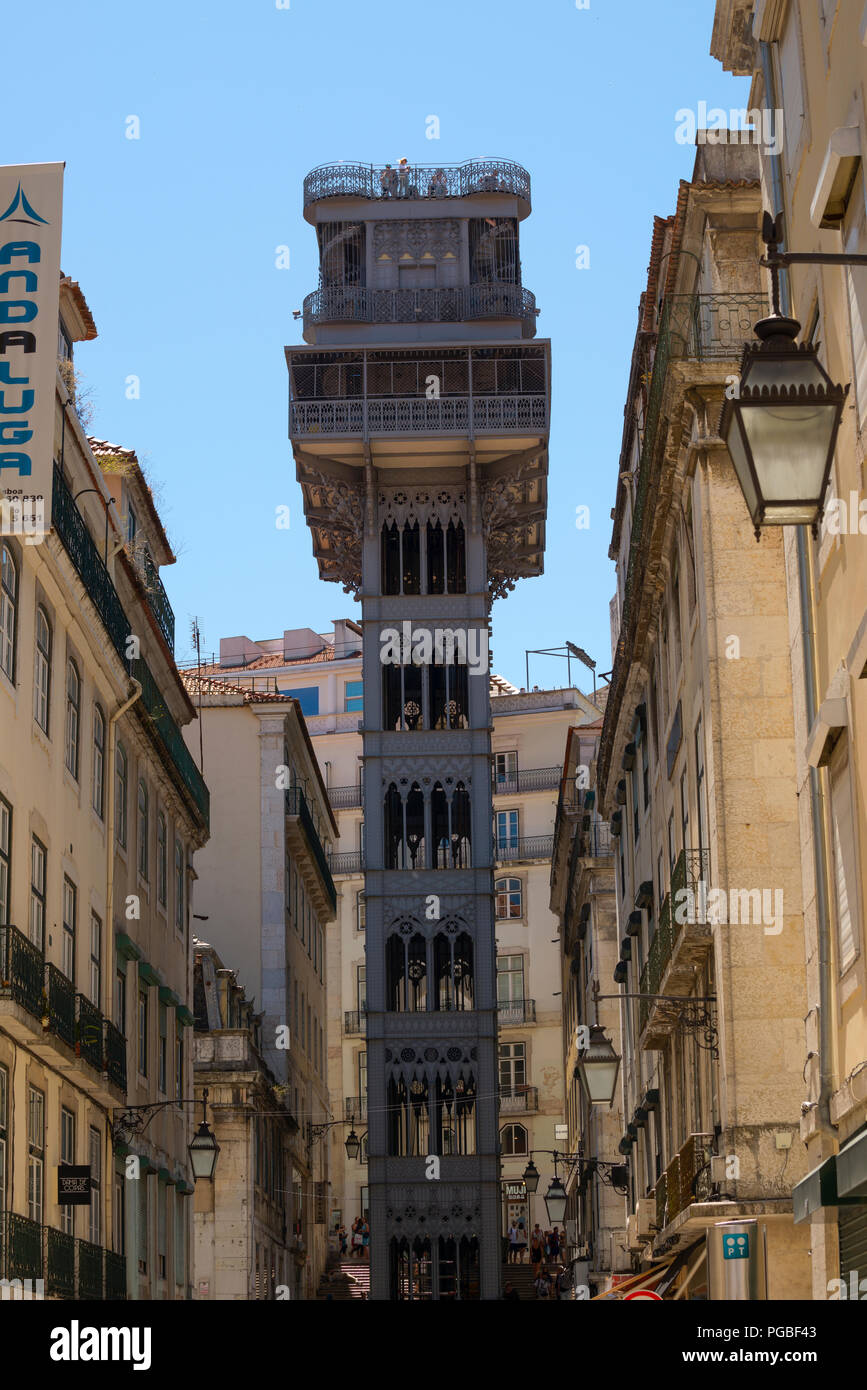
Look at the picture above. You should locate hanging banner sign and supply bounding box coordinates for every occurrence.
[58,1164,92,1206]
[0,162,64,541]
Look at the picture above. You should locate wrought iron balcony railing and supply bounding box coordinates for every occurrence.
[52,466,209,831]
[497,998,536,1026]
[498,1085,538,1114]
[290,392,548,439]
[137,548,175,653]
[104,1019,128,1092]
[44,962,76,1047]
[344,1010,367,1036]
[303,284,537,335]
[0,924,43,1021]
[285,786,337,913]
[328,851,365,876]
[492,766,560,796]
[45,1225,76,1299]
[582,821,614,858]
[0,1211,42,1283]
[304,158,531,210]
[327,784,363,810]
[105,1248,127,1300]
[666,293,768,362]
[77,1237,104,1299]
[345,1096,367,1123]
[77,993,103,1070]
[495,835,554,865]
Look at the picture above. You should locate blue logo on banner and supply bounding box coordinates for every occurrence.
[722,1233,750,1260]
[0,184,49,227]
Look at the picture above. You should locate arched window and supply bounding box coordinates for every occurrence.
[384,782,426,869]
[64,659,81,778]
[433,930,474,1011]
[137,780,149,880]
[0,542,17,681]
[495,877,523,920]
[115,743,128,847]
[379,520,420,595]
[33,605,51,732]
[433,783,472,868]
[445,519,466,593]
[157,812,167,906]
[381,521,400,594]
[500,1123,528,1156]
[92,705,106,818]
[386,930,428,1012]
[383,660,424,731]
[430,662,468,729]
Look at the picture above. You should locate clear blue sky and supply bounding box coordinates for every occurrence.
[4,0,748,689]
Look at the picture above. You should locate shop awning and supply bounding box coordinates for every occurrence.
[590,1257,675,1300]
[837,1128,867,1199]
[793,1155,841,1224]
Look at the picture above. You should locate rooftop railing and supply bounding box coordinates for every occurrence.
[304,159,531,210]
[303,284,537,335]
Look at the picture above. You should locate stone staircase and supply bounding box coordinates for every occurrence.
[502,1262,539,1300]
[317,1259,371,1301]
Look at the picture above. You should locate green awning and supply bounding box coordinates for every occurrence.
[115,932,142,963]
[175,1005,194,1028]
[837,1128,867,1199]
[138,960,163,987]
[793,1155,840,1224]
[158,986,180,1007]
[158,1167,175,1185]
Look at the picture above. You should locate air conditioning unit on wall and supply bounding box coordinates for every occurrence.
[636,1197,656,1239]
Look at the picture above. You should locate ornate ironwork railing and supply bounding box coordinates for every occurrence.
[105,1248,127,1300]
[77,1238,103,1299]
[498,1085,539,1114]
[495,835,554,864]
[104,1019,127,1092]
[1,1211,43,1283]
[77,993,104,1070]
[670,848,711,934]
[666,293,767,361]
[290,392,548,438]
[52,467,209,830]
[44,962,76,1047]
[304,159,531,209]
[303,284,537,334]
[344,1010,366,1035]
[46,1226,76,1299]
[345,1096,367,1123]
[492,766,561,795]
[497,998,536,1026]
[285,787,337,913]
[139,548,175,653]
[0,924,44,1020]
[583,821,614,858]
[328,784,363,809]
[654,1173,667,1233]
[677,1133,715,1214]
[328,851,365,876]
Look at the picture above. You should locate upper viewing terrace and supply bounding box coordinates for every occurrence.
[303,158,531,219]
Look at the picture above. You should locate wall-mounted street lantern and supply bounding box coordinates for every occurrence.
[187,1089,220,1181]
[720,211,862,537]
[574,1022,621,1106]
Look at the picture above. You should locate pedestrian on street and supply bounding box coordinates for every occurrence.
[530,1224,544,1273]
[503,1281,521,1300]
[338,1224,348,1257]
[361,1218,370,1261]
[507,1221,520,1263]
[351,1217,364,1259]
[549,1226,561,1260]
[516,1218,528,1262]
[534,1265,552,1299]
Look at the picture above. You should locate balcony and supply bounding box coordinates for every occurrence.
[77,1238,104,1300]
[344,1010,367,1036]
[492,766,560,796]
[77,993,103,1070]
[328,784,363,810]
[0,1216,126,1298]
[52,466,209,832]
[639,850,712,1044]
[291,391,548,440]
[656,1134,715,1229]
[499,1085,538,1115]
[45,1226,76,1299]
[582,821,614,858]
[667,293,768,362]
[136,547,175,653]
[105,1248,128,1300]
[0,924,43,1037]
[495,835,554,865]
[303,284,537,337]
[104,1019,128,1092]
[44,963,75,1047]
[329,851,365,877]
[303,158,531,211]
[497,998,536,1026]
[345,1096,367,1123]
[285,786,337,914]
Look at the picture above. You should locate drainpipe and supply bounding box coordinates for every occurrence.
[759,39,835,1135]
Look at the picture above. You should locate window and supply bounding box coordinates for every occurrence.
[281,686,319,717]
[65,658,81,777]
[500,1122,528,1156]
[137,780,149,879]
[498,1042,526,1095]
[0,542,17,681]
[344,680,363,713]
[113,1169,125,1256]
[116,744,128,847]
[175,1034,183,1104]
[137,1171,148,1275]
[680,769,689,853]
[695,717,707,858]
[58,319,72,361]
[30,836,46,950]
[667,812,676,875]
[92,705,106,817]
[174,840,185,931]
[829,739,860,974]
[357,1050,367,1102]
[0,796,10,926]
[138,988,149,1076]
[777,6,806,179]
[157,813,167,907]
[127,502,138,546]
[157,1175,166,1280]
[496,810,519,852]
[90,912,101,1006]
[115,967,126,1034]
[27,1085,44,1222]
[497,954,525,1004]
[89,1127,101,1245]
[494,751,518,793]
[158,1003,167,1094]
[62,876,76,980]
[60,1108,76,1234]
[0,1066,7,1204]
[670,560,682,681]
[33,605,51,732]
[357,963,367,1014]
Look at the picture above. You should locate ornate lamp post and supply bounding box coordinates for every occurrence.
[187,1089,220,1181]
[574,1022,621,1106]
